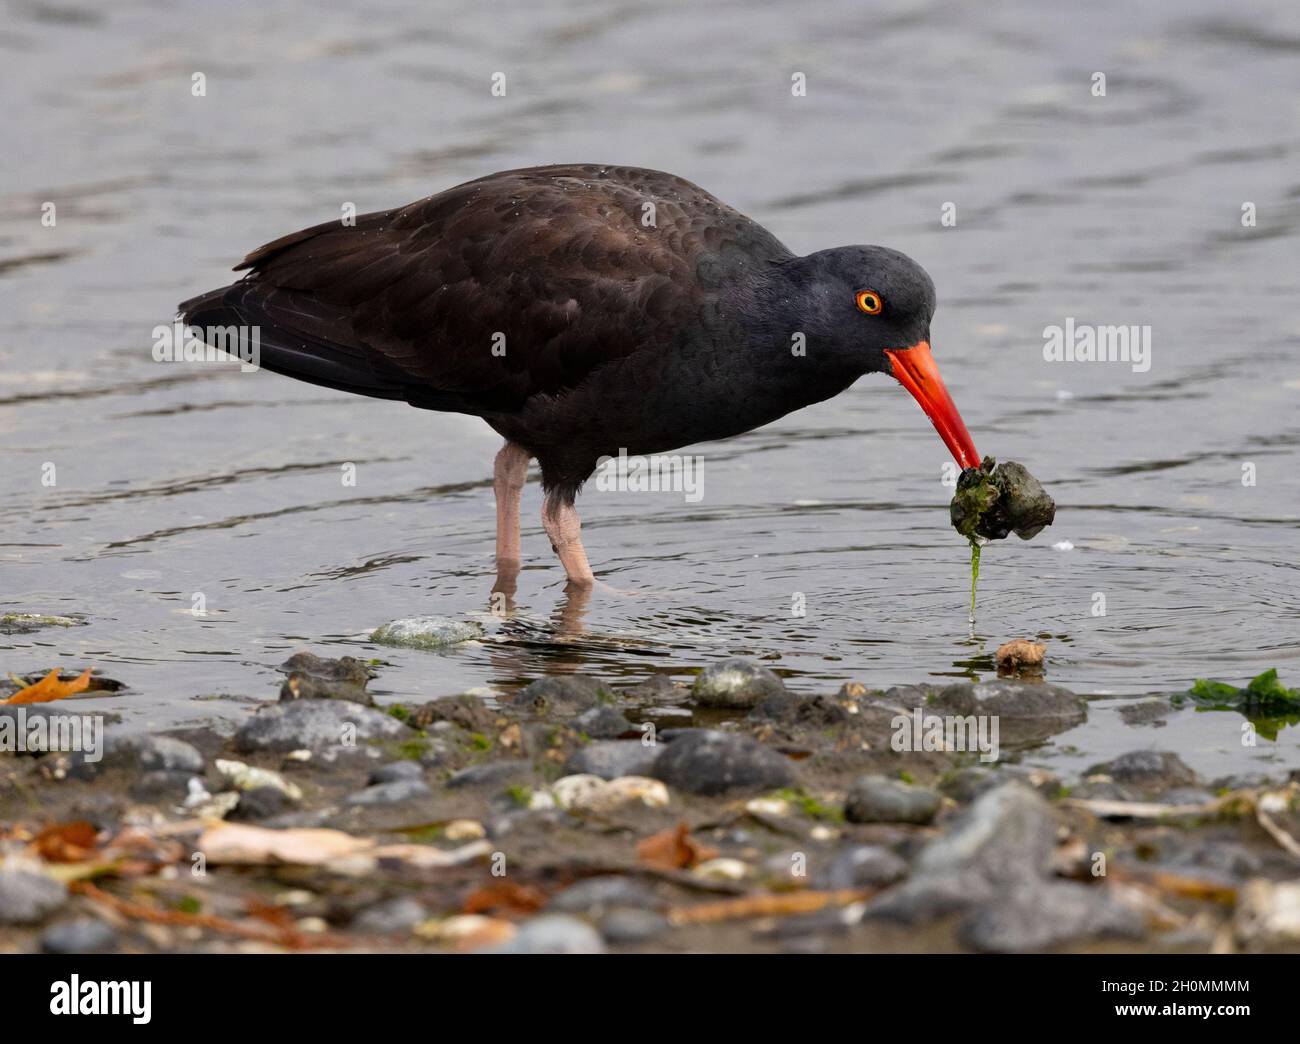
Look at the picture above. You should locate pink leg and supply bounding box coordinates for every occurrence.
[493,441,530,578]
[541,497,595,587]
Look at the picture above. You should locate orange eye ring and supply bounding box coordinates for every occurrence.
[855,289,883,315]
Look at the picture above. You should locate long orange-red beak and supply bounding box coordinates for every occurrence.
[884,341,980,470]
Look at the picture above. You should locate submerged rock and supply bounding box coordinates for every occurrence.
[844,776,941,825]
[234,699,410,754]
[928,678,1086,748]
[1085,750,1198,789]
[507,676,609,716]
[279,673,373,707]
[278,652,373,686]
[652,731,794,795]
[692,658,786,710]
[370,616,482,650]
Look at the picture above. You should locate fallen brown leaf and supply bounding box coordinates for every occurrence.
[636,822,719,870]
[32,821,100,863]
[462,880,547,916]
[4,667,93,704]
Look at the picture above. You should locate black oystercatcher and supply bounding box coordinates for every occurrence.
[180,164,978,587]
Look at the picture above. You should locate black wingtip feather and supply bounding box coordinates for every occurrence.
[177,281,435,406]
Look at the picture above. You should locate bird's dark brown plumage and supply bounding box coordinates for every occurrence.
[182,164,812,501]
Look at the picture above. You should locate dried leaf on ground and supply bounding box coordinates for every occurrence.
[3,667,93,704]
[636,822,719,870]
[32,821,100,863]
[462,880,547,916]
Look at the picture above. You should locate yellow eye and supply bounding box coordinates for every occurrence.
[855,289,883,315]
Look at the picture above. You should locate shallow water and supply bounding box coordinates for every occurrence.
[2,1,1298,777]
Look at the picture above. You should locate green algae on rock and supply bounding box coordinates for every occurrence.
[950,456,1056,543]
[1173,669,1300,740]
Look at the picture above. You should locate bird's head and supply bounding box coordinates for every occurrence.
[789,245,980,470]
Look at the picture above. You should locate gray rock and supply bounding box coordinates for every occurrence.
[507,676,609,716]
[234,699,410,754]
[938,766,1000,803]
[962,879,1145,953]
[344,778,432,805]
[129,770,199,802]
[819,845,910,890]
[369,760,425,785]
[928,679,1086,748]
[750,691,850,726]
[693,658,786,710]
[652,731,794,795]
[1117,699,1171,727]
[41,917,117,954]
[867,782,1148,949]
[370,615,482,650]
[410,693,496,733]
[446,760,533,789]
[564,741,660,780]
[548,876,663,914]
[621,674,690,704]
[0,865,67,925]
[844,776,941,825]
[279,673,374,707]
[1086,750,1198,788]
[572,705,632,739]
[490,914,605,954]
[68,733,204,781]
[866,783,1056,923]
[599,908,669,944]
[278,652,373,686]
[352,896,426,934]
[230,786,295,820]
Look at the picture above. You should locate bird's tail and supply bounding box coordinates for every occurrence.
[177,281,419,403]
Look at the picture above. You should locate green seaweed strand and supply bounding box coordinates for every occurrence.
[968,539,981,624]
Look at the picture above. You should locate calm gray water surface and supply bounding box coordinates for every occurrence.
[2,0,1299,778]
